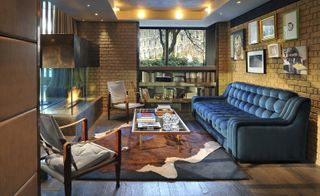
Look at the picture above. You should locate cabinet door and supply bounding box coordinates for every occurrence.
[0,37,37,121]
[0,0,37,41]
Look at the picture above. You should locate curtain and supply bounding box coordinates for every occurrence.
[41,1,82,98]
[41,0,76,34]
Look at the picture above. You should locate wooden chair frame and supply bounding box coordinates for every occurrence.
[107,81,144,120]
[107,91,130,120]
[40,118,121,196]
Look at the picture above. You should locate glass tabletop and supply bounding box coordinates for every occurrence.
[131,108,191,134]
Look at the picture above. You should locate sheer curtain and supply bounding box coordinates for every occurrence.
[41,0,76,34]
[40,1,81,100]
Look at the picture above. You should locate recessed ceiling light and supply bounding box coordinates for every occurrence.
[137,10,145,19]
[87,4,90,7]
[95,13,98,16]
[205,7,211,14]
[113,7,120,12]
[236,0,241,4]
[175,10,183,20]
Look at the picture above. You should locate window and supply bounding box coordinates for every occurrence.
[139,28,206,67]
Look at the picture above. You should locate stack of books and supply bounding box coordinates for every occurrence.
[136,112,156,123]
[137,112,160,128]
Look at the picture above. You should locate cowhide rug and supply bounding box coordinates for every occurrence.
[81,120,247,181]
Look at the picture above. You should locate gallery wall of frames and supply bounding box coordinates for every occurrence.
[230,9,303,74]
[226,0,320,164]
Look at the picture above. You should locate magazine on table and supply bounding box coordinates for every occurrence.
[137,122,161,129]
[136,112,156,123]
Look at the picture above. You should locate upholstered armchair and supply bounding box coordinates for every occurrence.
[39,114,122,196]
[107,80,144,120]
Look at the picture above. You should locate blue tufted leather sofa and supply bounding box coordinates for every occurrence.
[192,82,311,162]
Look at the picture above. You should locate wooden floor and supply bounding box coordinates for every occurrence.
[41,113,320,196]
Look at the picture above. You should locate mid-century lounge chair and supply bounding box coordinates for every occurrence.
[107,80,144,120]
[39,114,121,196]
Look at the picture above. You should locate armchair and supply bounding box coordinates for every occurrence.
[107,80,144,120]
[39,114,122,196]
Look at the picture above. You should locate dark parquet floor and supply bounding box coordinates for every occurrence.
[41,112,320,196]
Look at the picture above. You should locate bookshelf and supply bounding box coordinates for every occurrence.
[138,66,217,111]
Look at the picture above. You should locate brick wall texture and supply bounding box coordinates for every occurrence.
[217,22,232,95]
[218,0,320,163]
[77,22,139,112]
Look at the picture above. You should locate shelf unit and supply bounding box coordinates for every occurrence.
[137,66,217,111]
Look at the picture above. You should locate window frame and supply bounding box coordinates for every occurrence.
[139,27,207,66]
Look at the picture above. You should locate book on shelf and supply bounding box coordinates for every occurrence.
[137,122,161,129]
[190,72,196,83]
[157,104,171,110]
[196,72,203,83]
[136,112,156,123]
[203,72,207,83]
[207,72,211,83]
[185,72,190,82]
[141,71,149,83]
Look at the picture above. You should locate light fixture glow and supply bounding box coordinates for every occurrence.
[113,7,120,12]
[95,13,98,16]
[236,0,241,4]
[87,4,90,7]
[205,7,211,14]
[137,10,145,19]
[175,10,183,19]
[100,19,104,22]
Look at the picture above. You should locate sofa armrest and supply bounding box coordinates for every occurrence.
[228,117,289,127]
[227,117,306,162]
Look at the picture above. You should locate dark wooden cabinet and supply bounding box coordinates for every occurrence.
[0,0,37,41]
[0,0,39,195]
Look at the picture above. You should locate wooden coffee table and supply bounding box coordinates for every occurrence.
[131,108,191,147]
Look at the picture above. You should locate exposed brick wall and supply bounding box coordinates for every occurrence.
[218,0,320,163]
[216,22,232,95]
[77,22,139,112]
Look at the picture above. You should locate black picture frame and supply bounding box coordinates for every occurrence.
[246,50,266,74]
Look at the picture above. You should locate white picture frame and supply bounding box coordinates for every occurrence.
[283,9,299,40]
[232,30,245,61]
[267,43,281,58]
[283,46,307,75]
[247,50,265,74]
[248,20,259,45]
[230,34,234,59]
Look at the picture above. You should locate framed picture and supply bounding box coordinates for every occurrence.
[261,15,276,41]
[232,30,245,61]
[248,20,259,45]
[247,50,265,74]
[267,43,281,58]
[230,34,234,59]
[283,9,299,40]
[283,46,307,75]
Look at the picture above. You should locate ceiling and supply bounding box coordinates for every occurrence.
[48,0,271,27]
[115,0,212,10]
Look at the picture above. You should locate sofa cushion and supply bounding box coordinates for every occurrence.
[193,101,231,122]
[227,82,297,119]
[193,101,257,137]
[209,108,256,137]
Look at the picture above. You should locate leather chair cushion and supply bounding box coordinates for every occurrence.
[45,142,115,175]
